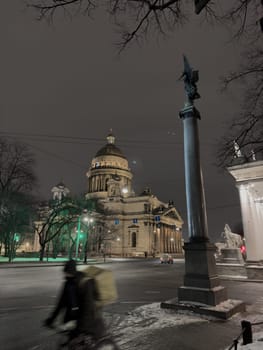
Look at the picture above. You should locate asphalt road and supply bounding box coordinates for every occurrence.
[1,259,263,350]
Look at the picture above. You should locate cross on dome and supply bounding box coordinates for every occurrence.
[107,129,115,144]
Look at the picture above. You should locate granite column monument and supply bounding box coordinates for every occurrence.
[162,57,245,318]
[171,57,245,317]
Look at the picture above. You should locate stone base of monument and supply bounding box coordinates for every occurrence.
[178,284,228,306]
[216,248,247,278]
[216,263,247,278]
[180,241,229,304]
[167,241,246,319]
[160,298,246,320]
[218,248,244,264]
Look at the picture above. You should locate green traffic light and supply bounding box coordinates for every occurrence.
[14,233,20,242]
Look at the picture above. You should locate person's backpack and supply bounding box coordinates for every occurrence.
[80,266,118,307]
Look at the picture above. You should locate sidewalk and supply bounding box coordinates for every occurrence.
[0,256,109,268]
[105,298,263,350]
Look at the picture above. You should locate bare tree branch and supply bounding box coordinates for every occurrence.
[27,1,263,49]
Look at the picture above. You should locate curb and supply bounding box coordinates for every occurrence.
[0,259,112,268]
[219,275,263,283]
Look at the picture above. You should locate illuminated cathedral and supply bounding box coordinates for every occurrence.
[86,131,183,257]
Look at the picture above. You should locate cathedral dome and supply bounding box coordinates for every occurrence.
[96,143,126,159]
[95,132,126,159]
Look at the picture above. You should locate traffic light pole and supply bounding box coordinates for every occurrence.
[75,216,81,260]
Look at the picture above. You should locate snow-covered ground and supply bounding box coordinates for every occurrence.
[103,302,263,350]
[233,333,263,350]
[104,302,207,348]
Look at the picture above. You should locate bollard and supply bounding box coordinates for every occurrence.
[241,320,253,345]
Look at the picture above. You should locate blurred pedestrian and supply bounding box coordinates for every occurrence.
[44,259,80,328]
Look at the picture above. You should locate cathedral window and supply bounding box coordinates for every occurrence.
[131,232,137,247]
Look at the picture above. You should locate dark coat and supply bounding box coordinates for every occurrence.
[76,274,106,340]
[48,275,79,324]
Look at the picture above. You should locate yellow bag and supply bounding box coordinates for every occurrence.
[82,266,118,307]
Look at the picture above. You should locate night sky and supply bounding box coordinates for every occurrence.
[2,1,245,241]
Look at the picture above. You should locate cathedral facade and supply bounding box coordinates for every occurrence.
[86,132,184,257]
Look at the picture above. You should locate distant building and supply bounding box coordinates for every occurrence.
[86,132,184,257]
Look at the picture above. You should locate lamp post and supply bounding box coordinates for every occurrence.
[75,212,94,261]
[75,216,81,260]
[82,216,94,263]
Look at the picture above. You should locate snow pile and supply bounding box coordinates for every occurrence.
[103,302,263,349]
[104,302,207,346]
[205,299,244,312]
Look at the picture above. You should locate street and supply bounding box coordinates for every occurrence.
[1,259,263,350]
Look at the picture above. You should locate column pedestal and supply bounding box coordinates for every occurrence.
[178,242,227,306]
[161,240,245,319]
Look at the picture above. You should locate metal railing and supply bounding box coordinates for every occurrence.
[228,320,263,350]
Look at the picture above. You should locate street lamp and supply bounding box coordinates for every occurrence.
[83,217,94,263]
[75,213,94,261]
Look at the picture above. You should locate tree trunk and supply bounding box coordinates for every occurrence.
[4,237,9,257]
[39,244,45,261]
[83,241,88,264]
[8,238,14,262]
[8,248,12,262]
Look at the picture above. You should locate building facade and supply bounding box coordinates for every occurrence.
[86,132,184,257]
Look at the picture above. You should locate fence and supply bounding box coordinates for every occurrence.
[228,320,263,350]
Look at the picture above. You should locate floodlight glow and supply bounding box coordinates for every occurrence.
[122,187,128,194]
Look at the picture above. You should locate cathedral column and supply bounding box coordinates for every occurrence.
[160,225,164,253]
[95,176,99,191]
[157,227,161,253]
[167,226,171,253]
[171,228,175,253]
[163,225,166,252]
[102,176,107,191]
[228,161,263,264]
[91,177,95,192]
